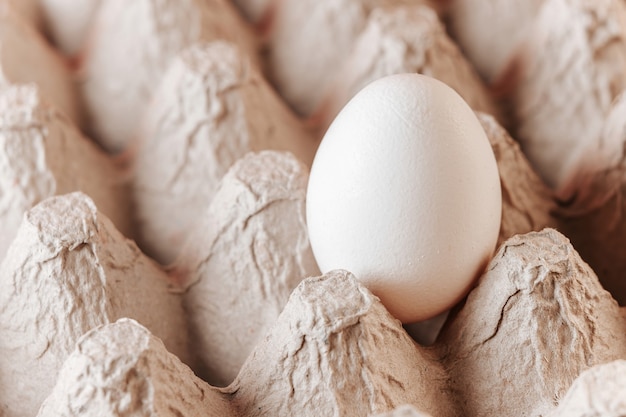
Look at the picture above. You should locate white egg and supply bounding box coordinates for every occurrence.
[306,74,501,323]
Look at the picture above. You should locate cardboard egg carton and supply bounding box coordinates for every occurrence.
[0,0,625,415]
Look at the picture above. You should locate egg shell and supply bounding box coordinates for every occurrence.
[306,73,502,323]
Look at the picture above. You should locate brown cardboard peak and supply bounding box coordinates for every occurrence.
[0,193,188,417]
[38,319,230,417]
[229,269,458,417]
[438,228,626,416]
[133,41,316,264]
[173,150,320,386]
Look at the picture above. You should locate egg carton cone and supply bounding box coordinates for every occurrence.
[0,3,82,127]
[79,0,258,153]
[37,319,230,417]
[227,269,459,417]
[0,193,189,417]
[171,150,319,386]
[447,0,545,82]
[507,0,626,194]
[0,84,131,261]
[265,0,435,116]
[554,93,626,305]
[315,4,497,132]
[38,231,626,416]
[132,41,317,264]
[38,0,101,56]
[437,228,626,416]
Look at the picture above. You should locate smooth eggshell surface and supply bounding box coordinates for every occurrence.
[306,74,502,323]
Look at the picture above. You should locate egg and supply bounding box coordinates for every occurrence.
[306,74,502,323]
